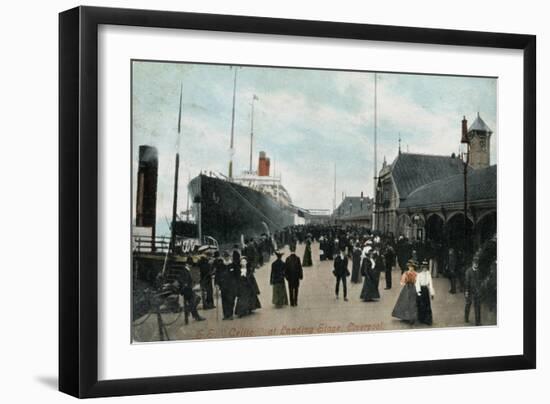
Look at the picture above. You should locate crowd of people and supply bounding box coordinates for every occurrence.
[277,226,439,325]
[164,223,495,328]
[176,239,266,322]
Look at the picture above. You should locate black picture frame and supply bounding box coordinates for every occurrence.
[59,6,536,398]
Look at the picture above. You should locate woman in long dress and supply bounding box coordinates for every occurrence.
[373,251,384,291]
[235,257,261,317]
[392,260,418,323]
[351,243,362,283]
[302,237,313,267]
[270,252,288,308]
[319,236,326,261]
[416,260,435,325]
[360,251,380,301]
[247,258,261,311]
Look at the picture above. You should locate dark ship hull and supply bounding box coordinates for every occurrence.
[188,174,295,245]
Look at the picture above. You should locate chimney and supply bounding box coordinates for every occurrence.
[136,145,158,249]
[461,116,469,144]
[258,151,270,176]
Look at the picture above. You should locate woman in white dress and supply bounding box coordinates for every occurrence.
[415,260,435,325]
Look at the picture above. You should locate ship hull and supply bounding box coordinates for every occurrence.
[188,174,295,245]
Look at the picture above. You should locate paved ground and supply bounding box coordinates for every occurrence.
[133,241,496,342]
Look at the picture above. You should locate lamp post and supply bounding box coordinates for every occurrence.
[170,85,183,254]
[461,116,470,258]
[413,214,422,241]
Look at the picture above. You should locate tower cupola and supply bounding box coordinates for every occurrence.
[467,113,492,169]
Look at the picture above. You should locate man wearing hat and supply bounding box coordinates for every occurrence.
[214,251,239,320]
[284,246,303,306]
[232,244,241,267]
[333,247,349,301]
[464,257,482,326]
[198,250,215,310]
[447,247,458,294]
[289,233,298,254]
[383,244,396,290]
[177,256,205,324]
[270,251,289,308]
[397,236,412,274]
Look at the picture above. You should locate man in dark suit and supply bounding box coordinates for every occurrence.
[447,247,458,294]
[289,234,298,254]
[198,253,215,309]
[383,244,395,290]
[177,257,205,324]
[397,236,411,274]
[232,244,241,267]
[333,248,349,301]
[214,251,239,320]
[284,247,303,306]
[464,258,482,326]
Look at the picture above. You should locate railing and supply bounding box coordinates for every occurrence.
[133,235,219,255]
[201,170,229,181]
[133,235,171,253]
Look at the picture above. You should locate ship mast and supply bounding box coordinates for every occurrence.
[372,73,378,231]
[333,163,336,211]
[228,67,238,178]
[277,163,280,203]
[186,172,190,222]
[249,94,258,172]
[170,84,183,252]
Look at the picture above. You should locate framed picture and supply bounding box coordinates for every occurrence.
[59,6,536,398]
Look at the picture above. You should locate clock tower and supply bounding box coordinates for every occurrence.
[467,113,492,169]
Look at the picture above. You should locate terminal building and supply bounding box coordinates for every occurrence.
[374,114,496,252]
[333,195,374,227]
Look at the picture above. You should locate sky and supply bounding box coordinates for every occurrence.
[132,60,497,233]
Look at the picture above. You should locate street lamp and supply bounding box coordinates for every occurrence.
[413,214,423,241]
[461,116,470,258]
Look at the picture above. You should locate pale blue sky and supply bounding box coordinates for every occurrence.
[132,60,496,229]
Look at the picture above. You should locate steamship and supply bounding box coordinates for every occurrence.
[135,72,303,252]
[188,151,298,246]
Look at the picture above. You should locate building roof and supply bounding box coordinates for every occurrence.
[378,160,393,177]
[334,196,373,219]
[400,165,496,209]
[390,153,466,199]
[468,114,493,133]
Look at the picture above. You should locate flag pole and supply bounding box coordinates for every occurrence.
[373,73,378,232]
[249,95,258,172]
[228,68,238,178]
[170,84,183,253]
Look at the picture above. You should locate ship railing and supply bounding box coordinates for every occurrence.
[133,235,219,255]
[201,170,229,181]
[132,235,171,254]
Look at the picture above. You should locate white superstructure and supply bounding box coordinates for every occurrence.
[232,171,293,207]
